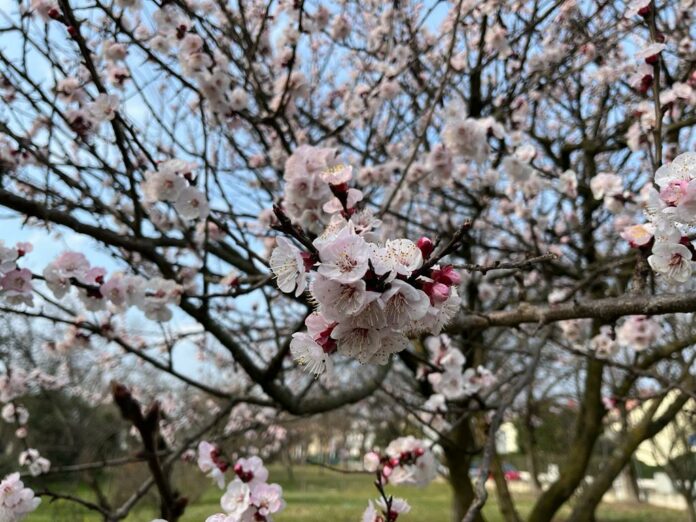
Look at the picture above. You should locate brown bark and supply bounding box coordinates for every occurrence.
[567,390,691,522]
[490,450,521,522]
[527,359,605,522]
[686,499,696,522]
[442,420,485,522]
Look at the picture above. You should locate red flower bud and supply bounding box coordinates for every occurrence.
[416,237,434,258]
[422,282,450,304]
[432,265,461,286]
[639,74,653,95]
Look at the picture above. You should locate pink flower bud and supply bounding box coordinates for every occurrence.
[423,282,450,304]
[363,451,380,472]
[416,237,434,258]
[432,265,461,286]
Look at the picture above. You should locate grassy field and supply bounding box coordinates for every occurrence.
[32,465,687,521]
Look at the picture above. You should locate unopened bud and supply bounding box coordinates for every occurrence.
[416,237,434,258]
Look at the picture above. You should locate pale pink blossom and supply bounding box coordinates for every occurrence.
[270,237,309,297]
[0,473,40,521]
[370,239,423,280]
[316,224,370,283]
[648,242,692,283]
[219,480,251,518]
[174,187,209,220]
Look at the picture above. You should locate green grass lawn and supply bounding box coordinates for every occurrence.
[31,465,687,521]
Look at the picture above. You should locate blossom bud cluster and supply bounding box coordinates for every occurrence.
[362,497,411,522]
[363,436,437,488]
[18,449,51,477]
[42,251,182,321]
[197,443,285,522]
[270,149,463,375]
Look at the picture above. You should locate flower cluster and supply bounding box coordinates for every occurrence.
[363,436,437,488]
[197,441,229,489]
[271,148,464,375]
[141,159,209,221]
[18,449,50,477]
[588,315,660,358]
[442,112,504,164]
[42,251,182,321]
[425,335,496,400]
[0,473,40,522]
[201,452,285,522]
[52,73,121,138]
[0,241,33,306]
[642,152,696,283]
[362,497,411,522]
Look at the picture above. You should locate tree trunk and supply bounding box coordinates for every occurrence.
[491,450,521,522]
[567,391,689,522]
[620,460,641,502]
[442,420,485,522]
[685,498,696,522]
[521,395,543,494]
[527,359,605,522]
[526,449,543,493]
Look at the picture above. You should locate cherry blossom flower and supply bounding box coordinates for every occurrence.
[219,480,251,519]
[310,274,366,321]
[206,457,284,522]
[648,242,693,283]
[363,451,380,472]
[249,482,285,517]
[442,115,490,163]
[0,473,40,521]
[380,280,430,328]
[428,369,465,399]
[377,497,411,516]
[0,269,33,306]
[383,436,437,487]
[590,173,622,200]
[198,441,228,489]
[462,366,496,396]
[316,224,370,283]
[19,449,50,476]
[175,187,209,221]
[590,326,619,358]
[558,170,578,198]
[617,315,659,351]
[228,87,248,112]
[331,318,382,364]
[233,456,269,484]
[620,223,654,247]
[635,43,666,64]
[0,241,18,273]
[141,160,197,203]
[270,237,309,297]
[88,94,119,122]
[370,239,423,280]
